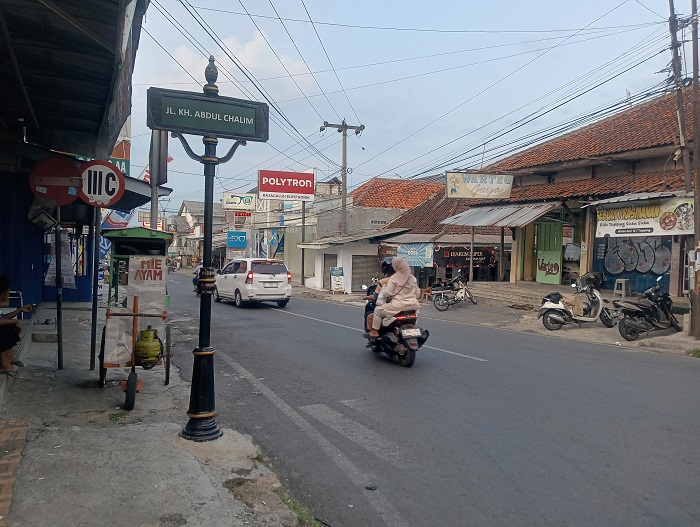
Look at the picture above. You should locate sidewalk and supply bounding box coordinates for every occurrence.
[0,303,298,527]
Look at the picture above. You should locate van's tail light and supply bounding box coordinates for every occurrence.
[245,271,253,284]
[287,272,292,284]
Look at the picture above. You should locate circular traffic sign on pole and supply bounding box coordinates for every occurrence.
[78,160,126,207]
[29,157,81,206]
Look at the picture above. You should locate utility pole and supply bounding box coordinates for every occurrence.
[320,120,365,235]
[691,0,700,338]
[669,0,693,192]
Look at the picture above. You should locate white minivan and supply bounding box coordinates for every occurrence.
[214,258,292,307]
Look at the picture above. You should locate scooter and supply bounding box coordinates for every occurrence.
[432,272,477,311]
[539,272,617,330]
[362,281,429,368]
[616,275,682,341]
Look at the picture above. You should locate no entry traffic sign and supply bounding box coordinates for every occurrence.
[29,157,81,206]
[78,160,125,207]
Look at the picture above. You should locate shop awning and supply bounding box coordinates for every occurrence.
[297,228,410,250]
[582,190,691,207]
[441,202,561,227]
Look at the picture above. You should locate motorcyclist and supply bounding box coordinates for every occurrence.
[192,262,203,292]
[364,257,394,332]
[368,257,420,339]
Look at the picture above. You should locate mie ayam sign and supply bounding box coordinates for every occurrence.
[446,171,513,199]
[147,87,269,142]
[596,197,694,237]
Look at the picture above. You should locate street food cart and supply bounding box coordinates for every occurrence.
[99,227,173,410]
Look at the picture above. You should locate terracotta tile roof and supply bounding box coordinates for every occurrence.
[351,177,443,209]
[386,170,685,233]
[486,88,692,172]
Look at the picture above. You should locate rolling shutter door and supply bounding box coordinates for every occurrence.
[351,255,379,292]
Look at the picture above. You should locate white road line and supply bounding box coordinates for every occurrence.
[275,309,488,362]
[299,404,411,469]
[216,353,409,527]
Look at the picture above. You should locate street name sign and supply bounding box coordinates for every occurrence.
[147,87,269,142]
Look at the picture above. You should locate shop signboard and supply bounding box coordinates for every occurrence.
[227,231,247,249]
[223,193,256,210]
[596,197,694,237]
[396,243,433,267]
[258,170,315,201]
[330,266,344,292]
[433,246,496,268]
[446,171,513,199]
[378,244,398,260]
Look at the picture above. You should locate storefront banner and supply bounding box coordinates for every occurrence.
[596,197,694,237]
[378,244,398,260]
[446,171,513,199]
[397,243,433,267]
[433,246,496,268]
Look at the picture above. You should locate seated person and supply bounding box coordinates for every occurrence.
[0,277,33,377]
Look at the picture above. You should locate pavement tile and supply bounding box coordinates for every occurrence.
[0,418,30,527]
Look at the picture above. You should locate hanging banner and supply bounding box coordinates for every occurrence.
[396,243,434,267]
[596,197,694,237]
[446,171,513,199]
[44,231,77,289]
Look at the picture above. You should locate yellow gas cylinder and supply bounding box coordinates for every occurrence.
[134,325,162,364]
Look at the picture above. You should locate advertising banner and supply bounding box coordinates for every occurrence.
[396,243,434,267]
[44,231,76,289]
[596,197,694,237]
[223,193,256,210]
[433,246,496,268]
[446,171,513,199]
[258,170,315,201]
[227,231,247,248]
[330,267,344,292]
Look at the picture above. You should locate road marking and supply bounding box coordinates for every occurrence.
[216,353,409,527]
[275,309,487,362]
[299,404,411,469]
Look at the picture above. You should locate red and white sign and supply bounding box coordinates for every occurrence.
[29,157,81,206]
[142,220,165,230]
[234,211,252,217]
[78,160,125,207]
[258,170,315,201]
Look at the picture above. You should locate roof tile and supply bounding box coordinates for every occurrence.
[351,177,443,209]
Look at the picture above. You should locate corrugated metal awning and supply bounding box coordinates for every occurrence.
[582,191,691,208]
[297,228,410,249]
[441,202,561,227]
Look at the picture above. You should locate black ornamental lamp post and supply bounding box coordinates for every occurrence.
[173,57,247,441]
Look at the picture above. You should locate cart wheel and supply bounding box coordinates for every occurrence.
[99,326,107,388]
[124,371,137,411]
[164,325,171,386]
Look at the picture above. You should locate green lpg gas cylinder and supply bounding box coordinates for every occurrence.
[134,325,162,363]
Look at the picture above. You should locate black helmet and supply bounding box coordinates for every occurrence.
[380,257,394,277]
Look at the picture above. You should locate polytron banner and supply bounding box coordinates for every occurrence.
[446,171,513,199]
[596,197,694,237]
[222,193,256,210]
[258,170,315,201]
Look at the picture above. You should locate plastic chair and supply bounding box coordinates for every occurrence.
[613,279,629,298]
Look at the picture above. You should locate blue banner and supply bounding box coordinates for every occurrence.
[397,243,434,267]
[227,231,247,248]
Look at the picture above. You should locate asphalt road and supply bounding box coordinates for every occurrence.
[168,274,700,527]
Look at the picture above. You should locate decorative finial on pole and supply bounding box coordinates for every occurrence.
[203,55,219,96]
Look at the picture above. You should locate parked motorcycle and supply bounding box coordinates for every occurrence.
[539,272,617,330]
[432,272,477,312]
[616,275,682,341]
[362,280,429,367]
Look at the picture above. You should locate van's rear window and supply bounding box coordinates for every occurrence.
[251,262,287,274]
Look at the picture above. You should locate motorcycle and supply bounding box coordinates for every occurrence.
[616,275,682,341]
[539,272,618,330]
[362,280,429,368]
[432,272,477,312]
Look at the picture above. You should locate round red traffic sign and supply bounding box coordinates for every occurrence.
[28,157,81,206]
[78,160,126,208]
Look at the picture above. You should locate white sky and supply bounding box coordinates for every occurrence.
[128,0,680,217]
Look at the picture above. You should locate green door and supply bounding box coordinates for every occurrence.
[535,221,563,285]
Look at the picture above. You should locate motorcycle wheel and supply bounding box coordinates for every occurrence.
[670,313,682,332]
[542,310,564,331]
[618,317,640,341]
[398,348,416,367]
[466,289,477,305]
[600,308,615,328]
[433,294,450,311]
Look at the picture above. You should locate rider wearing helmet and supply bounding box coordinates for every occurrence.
[369,257,420,339]
[365,257,395,332]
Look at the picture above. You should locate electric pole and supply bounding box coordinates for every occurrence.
[691,0,700,338]
[320,120,365,235]
[669,0,693,193]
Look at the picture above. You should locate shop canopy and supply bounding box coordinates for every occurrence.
[581,190,691,208]
[441,202,561,227]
